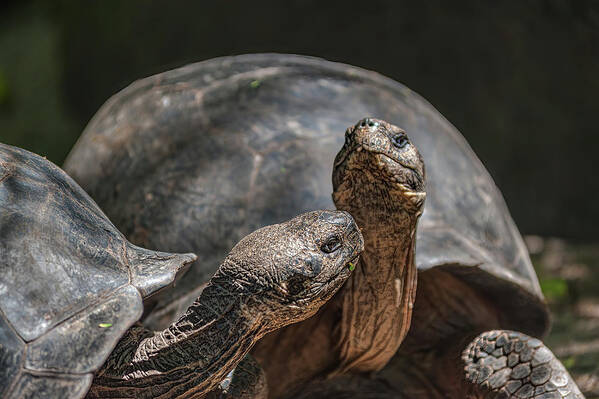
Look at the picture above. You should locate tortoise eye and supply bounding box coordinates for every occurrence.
[392,134,409,149]
[320,236,342,253]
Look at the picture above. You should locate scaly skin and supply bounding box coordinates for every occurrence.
[205,355,268,399]
[252,118,426,397]
[87,210,363,398]
[462,330,584,399]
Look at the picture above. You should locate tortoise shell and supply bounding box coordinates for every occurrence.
[0,144,195,398]
[64,54,549,341]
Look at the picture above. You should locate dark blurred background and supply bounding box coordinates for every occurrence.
[1,0,597,239]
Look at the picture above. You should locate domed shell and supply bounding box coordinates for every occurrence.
[0,144,195,398]
[64,54,549,339]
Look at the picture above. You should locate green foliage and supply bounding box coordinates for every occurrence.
[540,278,568,302]
[534,241,599,394]
[562,356,576,369]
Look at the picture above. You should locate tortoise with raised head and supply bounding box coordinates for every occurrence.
[292,120,584,399]
[0,143,363,398]
[249,117,426,394]
[63,54,581,397]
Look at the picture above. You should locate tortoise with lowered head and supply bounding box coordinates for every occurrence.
[90,208,362,399]
[63,54,580,397]
[0,143,363,398]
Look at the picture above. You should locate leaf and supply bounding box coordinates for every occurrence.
[540,278,568,301]
[98,323,113,328]
[349,262,356,271]
[563,356,576,369]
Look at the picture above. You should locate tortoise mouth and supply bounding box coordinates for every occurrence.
[336,252,361,280]
[304,252,360,303]
[326,252,360,285]
[345,253,360,272]
[375,152,425,194]
[334,144,425,195]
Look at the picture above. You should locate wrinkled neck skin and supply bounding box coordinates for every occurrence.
[331,180,421,375]
[251,181,422,399]
[88,279,266,399]
[380,270,503,399]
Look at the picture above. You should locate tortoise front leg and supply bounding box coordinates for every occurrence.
[462,330,584,399]
[287,330,585,399]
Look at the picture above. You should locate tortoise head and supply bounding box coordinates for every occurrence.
[333,118,426,216]
[212,210,363,331]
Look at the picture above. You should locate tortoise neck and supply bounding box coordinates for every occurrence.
[89,283,266,398]
[333,200,420,374]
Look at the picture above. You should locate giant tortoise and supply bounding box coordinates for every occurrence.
[293,119,583,399]
[0,143,363,398]
[63,54,578,397]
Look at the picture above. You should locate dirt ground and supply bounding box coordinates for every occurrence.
[526,237,599,398]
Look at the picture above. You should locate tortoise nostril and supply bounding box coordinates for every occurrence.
[359,118,375,128]
[359,118,378,129]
